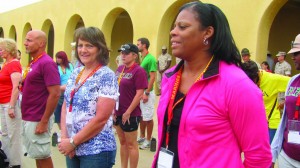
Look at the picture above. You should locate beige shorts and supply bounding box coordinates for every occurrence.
[140,91,155,121]
[22,117,53,159]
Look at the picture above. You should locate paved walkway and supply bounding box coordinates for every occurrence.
[7,95,279,167]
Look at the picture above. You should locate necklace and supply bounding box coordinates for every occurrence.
[69,64,102,112]
[117,63,136,85]
[22,53,45,83]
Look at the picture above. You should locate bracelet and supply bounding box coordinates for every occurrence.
[8,105,14,109]
[70,138,77,148]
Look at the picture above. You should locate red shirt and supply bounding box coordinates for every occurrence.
[0,60,22,103]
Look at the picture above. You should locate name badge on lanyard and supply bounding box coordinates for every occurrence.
[288,94,300,144]
[157,147,174,168]
[288,120,300,144]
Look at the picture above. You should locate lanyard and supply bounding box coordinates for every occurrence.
[22,53,45,82]
[117,63,136,85]
[69,64,102,112]
[294,95,300,120]
[19,53,45,92]
[165,56,214,149]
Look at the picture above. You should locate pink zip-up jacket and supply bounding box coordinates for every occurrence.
[152,60,272,168]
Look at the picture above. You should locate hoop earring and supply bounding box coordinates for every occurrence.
[203,38,208,45]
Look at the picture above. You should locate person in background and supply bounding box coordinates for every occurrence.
[136,37,157,150]
[267,51,274,72]
[271,34,300,167]
[0,38,22,168]
[261,61,272,73]
[157,45,172,95]
[58,27,118,168]
[241,48,261,69]
[114,43,148,168]
[274,51,292,120]
[54,51,74,131]
[22,30,60,168]
[243,60,290,143]
[152,2,272,167]
[274,51,291,77]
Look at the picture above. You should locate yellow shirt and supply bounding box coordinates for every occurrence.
[259,70,290,129]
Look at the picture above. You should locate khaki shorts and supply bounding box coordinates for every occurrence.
[22,117,53,159]
[140,91,155,121]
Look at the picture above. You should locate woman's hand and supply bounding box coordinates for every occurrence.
[58,138,75,156]
[8,109,15,119]
[122,112,130,125]
[68,150,76,159]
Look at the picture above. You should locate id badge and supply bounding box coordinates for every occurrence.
[66,111,72,125]
[66,111,73,137]
[287,120,300,144]
[115,98,119,111]
[18,93,22,107]
[157,147,174,168]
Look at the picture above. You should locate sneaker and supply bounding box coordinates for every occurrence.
[137,137,145,145]
[139,140,150,150]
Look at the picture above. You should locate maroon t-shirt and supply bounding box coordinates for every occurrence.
[283,75,300,161]
[21,54,60,121]
[115,64,148,117]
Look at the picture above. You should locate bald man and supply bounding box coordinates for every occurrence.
[21,30,60,168]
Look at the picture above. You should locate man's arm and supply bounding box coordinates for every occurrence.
[35,85,60,134]
[142,71,156,103]
[146,71,156,93]
[161,60,172,73]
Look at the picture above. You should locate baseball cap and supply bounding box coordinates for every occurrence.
[276,51,286,57]
[162,45,167,49]
[118,43,139,54]
[241,48,250,56]
[288,34,300,54]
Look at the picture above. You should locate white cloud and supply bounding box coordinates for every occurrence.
[0,0,41,13]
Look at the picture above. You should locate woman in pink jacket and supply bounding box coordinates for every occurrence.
[152,1,272,168]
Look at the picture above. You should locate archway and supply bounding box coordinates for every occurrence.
[22,23,32,65]
[156,0,194,66]
[268,0,300,75]
[9,25,17,41]
[102,8,133,70]
[65,14,85,63]
[0,27,4,38]
[42,19,55,58]
[0,27,3,63]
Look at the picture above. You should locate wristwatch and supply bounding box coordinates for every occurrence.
[70,138,77,148]
[145,92,150,96]
[8,105,14,109]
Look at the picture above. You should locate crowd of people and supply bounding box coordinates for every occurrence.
[1,1,300,168]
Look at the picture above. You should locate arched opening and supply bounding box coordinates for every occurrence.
[102,8,133,70]
[0,27,4,38]
[22,23,32,65]
[268,0,300,75]
[0,27,3,63]
[65,15,85,64]
[42,19,55,58]
[9,25,17,41]
[156,0,194,66]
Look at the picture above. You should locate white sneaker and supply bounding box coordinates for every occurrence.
[139,140,150,150]
[137,137,145,145]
